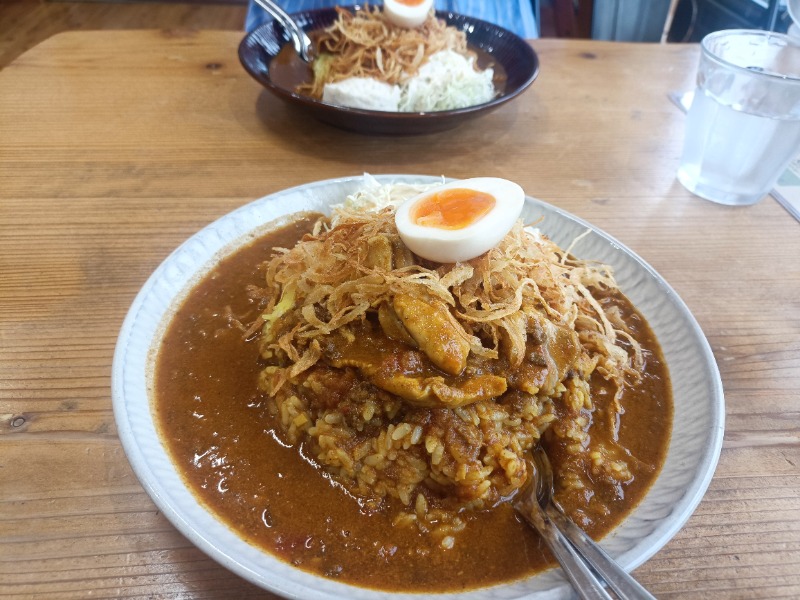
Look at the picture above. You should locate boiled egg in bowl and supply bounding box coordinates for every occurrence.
[384,0,434,29]
[395,177,525,263]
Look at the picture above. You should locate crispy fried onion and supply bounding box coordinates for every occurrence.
[250,204,643,404]
[298,5,471,99]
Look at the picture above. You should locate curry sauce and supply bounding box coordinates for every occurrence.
[154,217,672,592]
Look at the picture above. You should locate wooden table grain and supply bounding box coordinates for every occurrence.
[1,30,798,600]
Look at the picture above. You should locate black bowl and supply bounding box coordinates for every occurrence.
[238,7,539,135]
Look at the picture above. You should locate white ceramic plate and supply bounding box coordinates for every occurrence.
[112,174,724,600]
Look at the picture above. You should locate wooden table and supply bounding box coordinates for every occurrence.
[1,30,798,600]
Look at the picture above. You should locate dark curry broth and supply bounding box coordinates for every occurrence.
[154,216,672,592]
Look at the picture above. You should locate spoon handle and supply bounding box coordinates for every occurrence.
[516,496,614,600]
[546,504,657,600]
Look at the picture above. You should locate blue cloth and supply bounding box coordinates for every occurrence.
[245,1,539,39]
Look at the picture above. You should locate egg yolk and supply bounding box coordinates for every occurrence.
[411,188,496,230]
[396,0,426,4]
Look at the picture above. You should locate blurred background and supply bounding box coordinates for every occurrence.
[0,0,797,69]
[539,0,794,42]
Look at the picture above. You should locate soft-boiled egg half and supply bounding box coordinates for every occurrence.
[384,0,434,29]
[395,177,525,263]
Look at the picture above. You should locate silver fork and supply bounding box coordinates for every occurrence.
[253,0,316,63]
[513,446,657,600]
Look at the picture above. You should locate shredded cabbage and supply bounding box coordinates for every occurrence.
[399,50,495,112]
[320,50,496,113]
[331,173,443,214]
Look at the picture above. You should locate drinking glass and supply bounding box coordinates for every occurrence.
[677,29,800,206]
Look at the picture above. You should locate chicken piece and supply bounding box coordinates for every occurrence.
[364,235,393,271]
[509,321,580,396]
[392,293,471,376]
[547,321,580,377]
[499,311,528,367]
[322,328,506,409]
[392,239,416,269]
[371,371,507,408]
[378,302,418,347]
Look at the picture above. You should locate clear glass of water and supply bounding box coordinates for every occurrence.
[677,29,800,206]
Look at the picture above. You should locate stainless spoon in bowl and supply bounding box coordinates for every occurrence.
[252,0,316,63]
[513,446,657,600]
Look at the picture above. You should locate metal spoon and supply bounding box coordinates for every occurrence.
[513,446,657,600]
[253,0,316,63]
